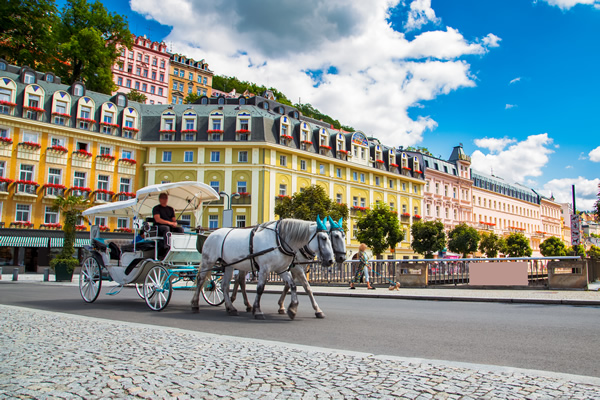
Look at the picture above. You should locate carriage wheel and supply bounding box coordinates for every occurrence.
[135,283,146,299]
[201,275,225,306]
[79,256,102,303]
[143,265,172,311]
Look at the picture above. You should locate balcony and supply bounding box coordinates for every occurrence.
[0,179,12,193]
[70,188,91,200]
[207,197,224,205]
[44,186,66,198]
[232,194,251,205]
[94,191,114,203]
[350,206,368,216]
[116,192,135,201]
[15,182,38,196]
[17,142,41,161]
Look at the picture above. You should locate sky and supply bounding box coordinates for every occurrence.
[74,0,599,210]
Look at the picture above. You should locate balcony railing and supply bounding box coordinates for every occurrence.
[71,189,90,200]
[232,195,251,205]
[95,192,112,202]
[0,181,9,192]
[16,183,37,195]
[44,187,65,197]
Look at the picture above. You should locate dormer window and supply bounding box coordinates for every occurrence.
[182,110,197,140]
[23,72,35,84]
[77,99,95,130]
[390,152,398,169]
[0,79,17,115]
[217,97,225,105]
[299,122,311,150]
[318,128,331,155]
[208,111,224,141]
[350,132,369,165]
[336,133,348,160]
[239,97,246,105]
[262,102,269,111]
[236,112,251,141]
[279,116,292,144]
[116,94,127,107]
[45,74,54,83]
[401,153,408,169]
[73,83,84,96]
[24,85,45,121]
[0,61,6,71]
[53,100,68,125]
[413,157,421,174]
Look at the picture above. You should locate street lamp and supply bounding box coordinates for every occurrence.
[219,191,240,227]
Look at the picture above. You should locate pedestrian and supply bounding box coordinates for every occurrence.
[349,243,375,290]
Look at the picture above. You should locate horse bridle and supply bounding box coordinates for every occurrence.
[297,226,345,262]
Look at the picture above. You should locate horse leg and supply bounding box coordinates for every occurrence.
[280,271,298,320]
[295,268,324,318]
[222,267,238,316]
[252,270,268,320]
[278,282,290,314]
[230,272,239,304]
[239,275,252,312]
[191,263,209,310]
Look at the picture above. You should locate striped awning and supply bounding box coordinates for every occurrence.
[74,238,91,247]
[50,237,64,247]
[0,236,51,247]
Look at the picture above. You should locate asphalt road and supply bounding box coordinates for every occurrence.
[1,282,599,378]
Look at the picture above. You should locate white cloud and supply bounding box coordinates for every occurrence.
[589,145,600,162]
[540,0,600,9]
[505,104,517,109]
[542,177,600,211]
[405,0,440,31]
[579,152,587,160]
[473,137,516,153]
[130,0,500,146]
[509,77,521,84]
[565,165,573,169]
[481,33,501,48]
[471,133,554,183]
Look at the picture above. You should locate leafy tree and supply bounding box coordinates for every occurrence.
[588,245,600,260]
[126,89,147,103]
[0,0,59,71]
[212,75,293,105]
[50,195,88,272]
[447,223,480,258]
[568,244,586,257]
[184,93,202,104]
[274,185,348,229]
[405,146,432,156]
[410,220,446,258]
[595,183,600,222]
[505,233,532,257]
[355,203,403,257]
[478,232,506,258]
[54,0,132,94]
[539,236,567,257]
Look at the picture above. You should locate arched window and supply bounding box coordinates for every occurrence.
[236,111,251,141]
[116,93,127,107]
[300,122,311,148]
[401,153,408,169]
[239,97,246,105]
[122,106,139,139]
[23,84,45,121]
[76,96,96,130]
[182,109,197,141]
[0,61,6,71]
[279,116,292,144]
[23,71,36,84]
[45,73,54,83]
[208,111,224,141]
[51,91,72,126]
[413,157,420,173]
[217,96,225,105]
[99,102,118,135]
[72,83,85,96]
[389,151,397,168]
[160,110,176,140]
[200,96,208,105]
[0,77,17,115]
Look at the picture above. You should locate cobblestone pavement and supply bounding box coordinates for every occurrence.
[1,305,599,399]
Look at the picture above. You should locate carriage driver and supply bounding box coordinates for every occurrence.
[152,193,184,253]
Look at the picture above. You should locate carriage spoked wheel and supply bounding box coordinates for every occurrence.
[79,256,102,303]
[135,283,146,299]
[201,275,225,306]
[143,265,172,311]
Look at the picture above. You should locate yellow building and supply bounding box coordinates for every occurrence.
[167,54,213,105]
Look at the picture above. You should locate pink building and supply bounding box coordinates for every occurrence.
[112,34,169,105]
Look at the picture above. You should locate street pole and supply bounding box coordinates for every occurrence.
[572,184,577,214]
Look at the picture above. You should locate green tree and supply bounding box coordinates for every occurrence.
[539,236,567,257]
[355,203,403,257]
[505,233,532,257]
[50,195,88,272]
[568,244,586,257]
[54,0,132,94]
[478,232,506,258]
[594,183,600,222]
[0,0,59,71]
[274,185,348,229]
[588,245,600,260]
[410,220,446,258]
[126,89,147,103]
[184,93,202,104]
[447,223,480,258]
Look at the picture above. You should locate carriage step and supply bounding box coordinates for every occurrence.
[106,285,124,296]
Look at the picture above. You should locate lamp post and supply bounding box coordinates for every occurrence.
[219,191,240,228]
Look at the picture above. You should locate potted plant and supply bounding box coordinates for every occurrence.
[50,195,88,282]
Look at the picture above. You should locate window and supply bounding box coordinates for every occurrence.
[360,173,365,183]
[136,67,141,76]
[159,74,164,83]
[426,204,430,216]
[99,146,111,156]
[117,218,129,229]
[73,171,86,188]
[150,86,155,94]
[120,178,131,193]
[97,175,109,191]
[73,84,84,96]
[300,160,306,171]
[16,204,31,222]
[212,119,221,131]
[117,77,123,86]
[353,172,358,181]
[444,185,448,197]
[279,184,287,196]
[319,164,325,175]
[24,72,35,84]
[375,177,380,186]
[237,181,247,193]
[209,215,219,230]
[414,206,419,216]
[95,217,107,227]
[179,70,184,78]
[178,83,184,91]
[280,155,287,167]
[360,198,366,208]
[162,151,172,162]
[414,185,418,194]
[172,81,178,90]
[174,68,179,76]
[0,160,5,178]
[238,151,248,163]
[353,196,358,207]
[390,202,395,211]
[435,183,439,194]
[137,53,142,61]
[336,168,341,178]
[336,193,343,204]
[189,72,193,80]
[184,151,193,162]
[209,181,220,194]
[160,60,165,68]
[134,82,140,90]
[48,168,61,185]
[23,132,38,144]
[141,83,147,92]
[19,164,34,181]
[389,180,394,189]
[203,77,207,85]
[210,151,220,162]
[44,206,59,224]
[126,79,131,88]
[236,215,246,228]
[158,88,163,96]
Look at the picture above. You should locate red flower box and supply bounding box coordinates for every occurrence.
[16,180,38,186]
[277,195,291,199]
[77,117,96,123]
[181,129,197,133]
[376,159,385,164]
[119,158,137,165]
[97,154,115,161]
[238,192,250,197]
[45,183,66,189]
[52,112,71,118]
[48,145,68,153]
[352,206,368,211]
[123,126,139,132]
[41,223,62,229]
[236,129,250,133]
[207,130,224,134]
[0,137,13,144]
[0,100,17,107]
[117,192,136,197]
[24,105,45,113]
[95,189,115,195]
[0,177,13,184]
[390,163,399,168]
[414,170,422,174]
[402,166,411,171]
[301,140,313,145]
[18,141,41,149]
[100,121,119,128]
[75,225,87,231]
[414,215,422,219]
[159,129,176,133]
[73,150,92,157]
[70,186,91,192]
[401,213,411,217]
[280,135,293,141]
[12,221,33,227]
[338,149,349,154]
[320,145,331,150]
[99,225,110,232]
[115,227,133,233]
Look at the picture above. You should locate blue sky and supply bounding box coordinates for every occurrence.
[77,0,599,208]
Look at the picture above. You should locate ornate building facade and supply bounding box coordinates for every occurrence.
[167,54,213,105]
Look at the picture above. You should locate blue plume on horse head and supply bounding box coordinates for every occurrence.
[316,215,328,232]
[328,216,343,230]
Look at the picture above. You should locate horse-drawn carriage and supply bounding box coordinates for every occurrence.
[79,181,224,311]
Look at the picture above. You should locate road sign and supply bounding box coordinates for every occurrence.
[570,215,581,246]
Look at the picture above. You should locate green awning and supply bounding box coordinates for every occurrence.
[74,238,91,247]
[0,236,50,247]
[50,237,64,247]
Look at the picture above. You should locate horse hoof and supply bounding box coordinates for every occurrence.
[287,309,297,320]
[278,309,286,314]
[227,310,239,316]
[254,313,265,320]
[246,306,252,313]
[315,312,325,319]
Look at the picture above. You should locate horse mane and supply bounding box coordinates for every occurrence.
[277,219,314,248]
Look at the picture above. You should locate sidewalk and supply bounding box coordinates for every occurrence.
[3,273,600,306]
[1,304,600,399]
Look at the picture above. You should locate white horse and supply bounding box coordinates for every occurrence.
[231,216,347,319]
[191,217,334,320]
